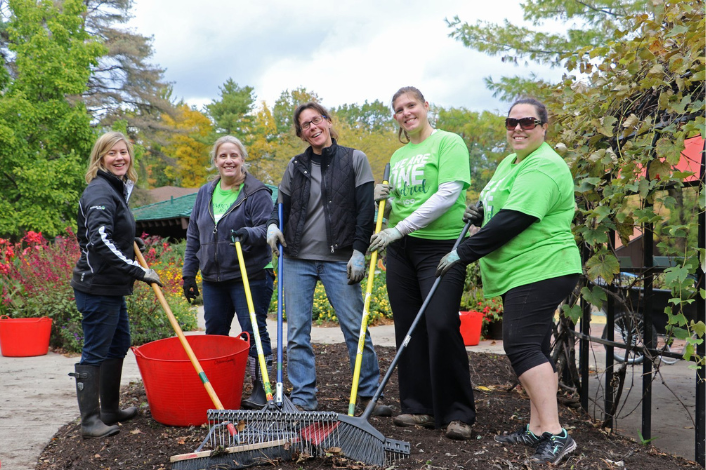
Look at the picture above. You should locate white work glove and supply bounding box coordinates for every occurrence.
[347,250,366,285]
[267,223,286,257]
[436,249,461,278]
[368,227,402,253]
[141,268,163,287]
[374,183,394,203]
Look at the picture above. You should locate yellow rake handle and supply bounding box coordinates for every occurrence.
[348,164,390,416]
[233,236,274,403]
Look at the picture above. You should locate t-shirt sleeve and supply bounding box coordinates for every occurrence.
[279,160,295,198]
[438,133,471,187]
[503,165,560,221]
[352,150,374,187]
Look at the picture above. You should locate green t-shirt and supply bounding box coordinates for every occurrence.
[212,181,241,224]
[479,142,582,297]
[388,130,471,239]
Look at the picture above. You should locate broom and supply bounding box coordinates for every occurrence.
[348,163,390,416]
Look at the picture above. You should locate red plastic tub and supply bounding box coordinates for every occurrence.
[0,316,52,357]
[459,311,483,346]
[132,334,250,426]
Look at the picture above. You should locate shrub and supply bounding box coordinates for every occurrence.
[0,230,197,353]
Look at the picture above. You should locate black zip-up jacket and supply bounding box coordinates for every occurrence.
[267,140,374,257]
[182,173,273,282]
[71,171,147,296]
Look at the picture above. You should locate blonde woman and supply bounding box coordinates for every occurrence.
[71,131,162,438]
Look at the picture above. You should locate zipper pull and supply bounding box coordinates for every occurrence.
[330,245,334,254]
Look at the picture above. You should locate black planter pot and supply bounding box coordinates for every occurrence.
[486,319,503,340]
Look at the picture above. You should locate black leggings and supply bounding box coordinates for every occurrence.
[501,274,580,377]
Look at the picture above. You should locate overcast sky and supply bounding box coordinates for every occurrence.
[127,1,564,115]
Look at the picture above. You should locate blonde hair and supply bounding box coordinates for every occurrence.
[209,135,248,167]
[85,132,137,184]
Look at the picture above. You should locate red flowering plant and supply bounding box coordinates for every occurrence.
[0,230,196,353]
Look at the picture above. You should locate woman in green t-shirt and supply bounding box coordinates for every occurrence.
[368,86,476,440]
[437,98,582,465]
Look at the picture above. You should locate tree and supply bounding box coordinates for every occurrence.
[546,0,704,361]
[447,0,654,101]
[333,100,396,134]
[161,104,213,188]
[205,79,256,139]
[0,0,104,239]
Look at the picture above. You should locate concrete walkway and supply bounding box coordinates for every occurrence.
[0,309,700,469]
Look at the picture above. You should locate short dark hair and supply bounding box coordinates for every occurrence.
[508,97,548,124]
[293,102,339,140]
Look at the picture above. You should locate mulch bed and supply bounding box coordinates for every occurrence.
[36,343,700,469]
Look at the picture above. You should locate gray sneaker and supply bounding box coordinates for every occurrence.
[494,424,542,447]
[392,413,435,429]
[529,429,577,465]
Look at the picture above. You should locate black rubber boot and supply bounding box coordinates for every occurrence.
[69,364,120,438]
[241,355,272,409]
[99,358,138,425]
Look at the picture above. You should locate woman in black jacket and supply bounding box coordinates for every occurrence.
[182,135,274,409]
[70,131,162,439]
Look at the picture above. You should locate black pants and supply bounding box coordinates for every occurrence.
[501,274,580,377]
[386,235,476,428]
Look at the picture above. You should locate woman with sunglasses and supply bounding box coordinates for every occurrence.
[436,98,581,464]
[368,86,476,440]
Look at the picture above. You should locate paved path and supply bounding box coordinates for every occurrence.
[0,310,700,469]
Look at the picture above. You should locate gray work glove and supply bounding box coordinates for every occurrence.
[463,201,484,227]
[266,224,286,257]
[374,183,394,203]
[368,227,402,253]
[347,249,366,285]
[436,249,461,278]
[141,268,163,287]
[134,237,146,253]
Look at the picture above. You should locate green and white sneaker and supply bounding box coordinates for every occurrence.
[529,429,577,465]
[494,424,542,447]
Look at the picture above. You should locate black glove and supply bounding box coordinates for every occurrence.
[463,201,484,227]
[230,228,249,245]
[183,276,199,303]
[134,237,146,253]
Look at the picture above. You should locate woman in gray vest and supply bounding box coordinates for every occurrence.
[267,102,390,416]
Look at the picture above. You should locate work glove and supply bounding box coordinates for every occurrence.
[347,250,366,285]
[368,227,402,253]
[436,249,461,278]
[267,224,286,257]
[463,201,484,227]
[182,276,199,303]
[134,237,146,253]
[374,183,394,203]
[230,228,249,245]
[141,268,163,287]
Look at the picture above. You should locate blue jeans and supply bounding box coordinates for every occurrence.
[202,271,274,358]
[74,289,131,366]
[283,258,381,410]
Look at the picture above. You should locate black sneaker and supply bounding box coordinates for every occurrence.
[529,429,577,465]
[494,424,542,446]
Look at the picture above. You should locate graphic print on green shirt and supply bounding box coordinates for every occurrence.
[478,142,582,297]
[388,130,471,240]
[212,181,242,224]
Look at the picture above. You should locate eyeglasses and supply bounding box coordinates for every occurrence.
[301,115,326,131]
[505,117,543,131]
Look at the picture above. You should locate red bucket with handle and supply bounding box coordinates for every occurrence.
[459,311,483,346]
[0,315,52,357]
[132,333,250,426]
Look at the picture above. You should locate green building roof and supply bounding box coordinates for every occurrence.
[132,184,279,222]
[131,184,278,240]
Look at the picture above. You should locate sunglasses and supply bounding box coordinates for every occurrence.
[505,117,543,131]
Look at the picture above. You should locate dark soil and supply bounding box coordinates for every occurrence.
[36,343,700,469]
